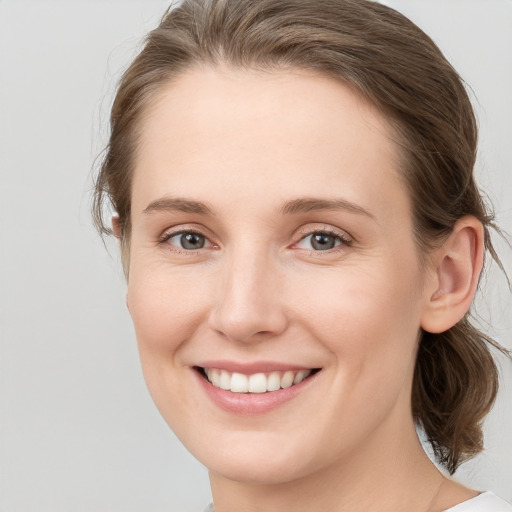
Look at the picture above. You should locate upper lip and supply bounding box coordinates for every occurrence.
[195,360,319,374]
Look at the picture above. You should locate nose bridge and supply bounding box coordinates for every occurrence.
[209,243,287,342]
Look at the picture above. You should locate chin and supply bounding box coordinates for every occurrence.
[185,429,319,485]
[207,455,311,485]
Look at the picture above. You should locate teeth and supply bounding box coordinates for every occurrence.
[248,373,267,393]
[267,371,281,391]
[204,368,313,393]
[209,368,220,388]
[280,371,294,388]
[230,372,249,392]
[293,370,309,385]
[219,370,231,390]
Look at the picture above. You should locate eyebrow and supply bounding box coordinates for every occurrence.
[143,197,214,216]
[142,195,373,219]
[280,197,374,218]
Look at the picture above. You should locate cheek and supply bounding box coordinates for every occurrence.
[297,260,421,340]
[125,266,210,421]
[125,263,215,416]
[296,262,423,390]
[295,269,423,450]
[127,263,210,351]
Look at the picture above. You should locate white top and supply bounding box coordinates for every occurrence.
[201,491,512,512]
[444,492,512,511]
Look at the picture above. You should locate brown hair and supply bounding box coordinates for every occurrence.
[93,0,509,473]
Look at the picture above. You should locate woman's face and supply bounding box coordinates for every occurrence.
[127,67,433,483]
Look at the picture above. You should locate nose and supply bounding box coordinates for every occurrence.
[207,249,289,344]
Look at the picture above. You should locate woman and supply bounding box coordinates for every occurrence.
[93,0,511,510]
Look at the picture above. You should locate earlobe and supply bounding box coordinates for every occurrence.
[420,216,484,334]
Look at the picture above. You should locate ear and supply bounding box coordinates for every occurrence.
[112,216,130,282]
[420,216,484,333]
[112,215,122,239]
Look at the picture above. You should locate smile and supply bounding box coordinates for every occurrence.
[194,364,322,415]
[202,368,314,393]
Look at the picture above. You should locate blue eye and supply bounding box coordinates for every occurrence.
[296,232,346,251]
[165,231,211,251]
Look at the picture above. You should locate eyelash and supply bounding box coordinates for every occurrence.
[158,227,353,255]
[158,229,215,255]
[294,227,353,255]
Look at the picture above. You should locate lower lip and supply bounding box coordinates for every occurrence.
[194,369,319,416]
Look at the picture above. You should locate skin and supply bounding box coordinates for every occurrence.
[124,66,483,512]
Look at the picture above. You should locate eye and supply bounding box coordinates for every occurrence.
[295,231,349,251]
[162,230,212,251]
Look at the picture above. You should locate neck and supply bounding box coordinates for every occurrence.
[209,415,444,512]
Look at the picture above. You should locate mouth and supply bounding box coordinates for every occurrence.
[195,366,321,394]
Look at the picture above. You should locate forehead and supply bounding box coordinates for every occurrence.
[132,65,408,220]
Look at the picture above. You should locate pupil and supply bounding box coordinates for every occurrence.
[311,234,335,250]
[181,233,205,250]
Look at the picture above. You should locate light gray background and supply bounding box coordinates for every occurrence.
[0,1,510,511]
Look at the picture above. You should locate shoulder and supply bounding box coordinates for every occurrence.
[444,492,512,511]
